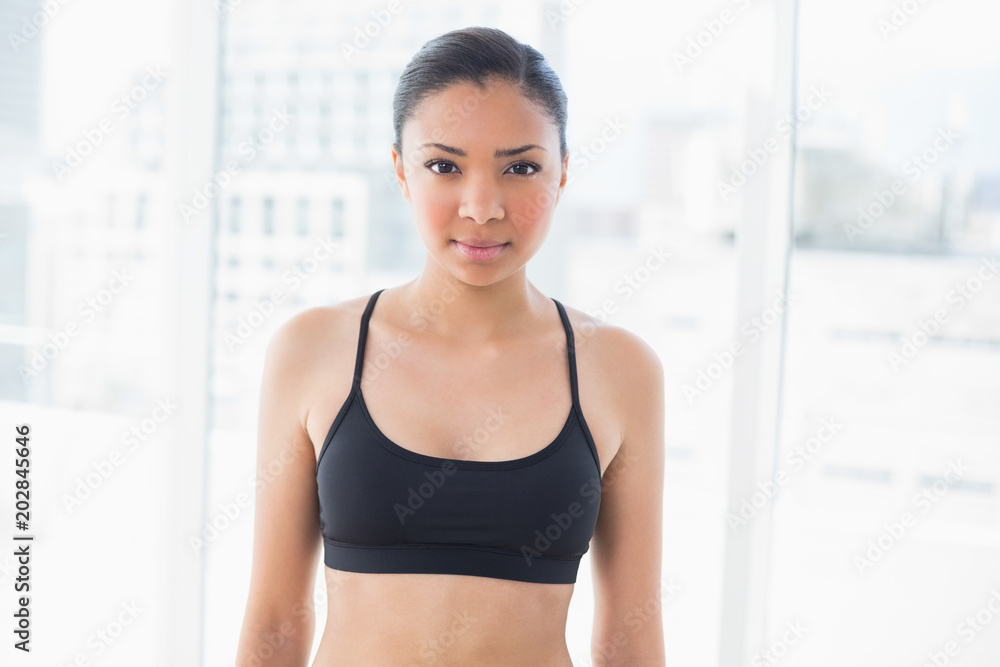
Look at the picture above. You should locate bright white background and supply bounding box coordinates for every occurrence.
[0,0,998,665]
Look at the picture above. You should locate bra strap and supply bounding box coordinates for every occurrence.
[353,289,384,388]
[552,297,602,476]
[551,298,581,410]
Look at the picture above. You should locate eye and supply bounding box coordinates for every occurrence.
[427,160,459,175]
[424,159,542,177]
[507,161,541,177]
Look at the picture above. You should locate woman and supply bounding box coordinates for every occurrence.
[237,26,665,667]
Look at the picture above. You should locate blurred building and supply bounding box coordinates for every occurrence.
[210,171,368,424]
[0,0,45,402]
[13,27,168,411]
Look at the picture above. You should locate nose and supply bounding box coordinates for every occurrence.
[457,173,505,224]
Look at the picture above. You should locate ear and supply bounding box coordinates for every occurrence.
[391,144,411,203]
[554,151,569,207]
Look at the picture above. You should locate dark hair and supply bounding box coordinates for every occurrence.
[392,26,568,163]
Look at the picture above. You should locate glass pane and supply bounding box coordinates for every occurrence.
[1,0,175,662]
[770,1,1000,664]
[561,2,788,663]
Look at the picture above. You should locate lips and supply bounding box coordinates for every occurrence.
[454,238,507,248]
[452,239,508,261]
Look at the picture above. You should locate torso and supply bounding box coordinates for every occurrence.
[300,286,623,666]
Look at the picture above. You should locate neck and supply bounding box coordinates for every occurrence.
[397,254,549,344]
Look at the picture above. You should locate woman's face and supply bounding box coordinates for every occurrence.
[392,78,568,286]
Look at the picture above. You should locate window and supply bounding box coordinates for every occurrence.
[296,197,309,235]
[135,193,147,229]
[762,3,1000,664]
[262,197,274,234]
[228,197,240,233]
[331,198,344,237]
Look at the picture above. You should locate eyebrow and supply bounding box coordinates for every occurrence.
[418,142,547,158]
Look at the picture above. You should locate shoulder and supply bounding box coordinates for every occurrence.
[558,301,663,386]
[261,292,374,390]
[268,292,372,355]
[259,292,377,429]
[558,301,663,442]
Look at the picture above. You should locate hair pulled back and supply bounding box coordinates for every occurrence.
[392,26,568,162]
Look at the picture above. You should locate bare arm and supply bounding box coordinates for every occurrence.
[236,310,327,666]
[590,327,667,666]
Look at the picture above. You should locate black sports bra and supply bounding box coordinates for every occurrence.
[315,288,602,584]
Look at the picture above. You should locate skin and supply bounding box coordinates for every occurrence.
[236,78,666,666]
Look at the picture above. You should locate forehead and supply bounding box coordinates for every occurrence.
[404,79,557,149]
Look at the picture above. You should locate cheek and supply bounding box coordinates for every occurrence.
[508,181,559,230]
[410,187,456,230]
